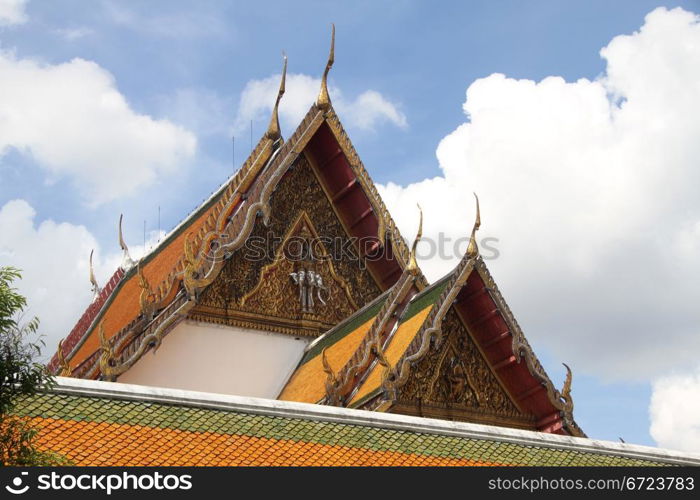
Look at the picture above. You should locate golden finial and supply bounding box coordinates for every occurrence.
[98,321,116,380]
[118,214,135,270]
[265,52,287,140]
[466,193,481,259]
[56,339,71,377]
[321,347,336,382]
[316,23,335,110]
[561,363,573,402]
[98,321,108,352]
[406,204,423,275]
[89,249,100,301]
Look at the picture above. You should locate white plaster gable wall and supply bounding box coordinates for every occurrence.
[117,321,310,399]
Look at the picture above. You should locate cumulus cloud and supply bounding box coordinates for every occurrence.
[650,367,700,452]
[377,7,700,381]
[0,49,196,205]
[0,199,99,358]
[233,73,407,134]
[0,0,27,26]
[0,199,166,359]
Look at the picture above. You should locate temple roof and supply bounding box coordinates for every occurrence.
[50,97,422,380]
[14,378,698,466]
[48,29,585,442]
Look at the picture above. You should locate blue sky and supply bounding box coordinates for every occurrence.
[2,0,700,450]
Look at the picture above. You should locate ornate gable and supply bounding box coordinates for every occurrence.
[394,307,534,429]
[191,156,383,336]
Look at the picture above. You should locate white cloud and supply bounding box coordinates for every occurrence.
[0,199,99,358]
[234,73,407,134]
[0,199,165,360]
[376,7,700,381]
[0,49,196,206]
[53,27,94,41]
[0,0,27,26]
[650,367,700,452]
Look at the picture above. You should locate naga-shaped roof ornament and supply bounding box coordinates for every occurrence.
[265,52,287,141]
[316,23,335,110]
[406,204,423,275]
[466,193,481,259]
[89,249,101,302]
[118,214,135,271]
[56,339,72,377]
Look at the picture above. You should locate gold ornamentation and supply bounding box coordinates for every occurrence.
[56,339,72,377]
[322,347,341,405]
[195,156,381,336]
[265,52,287,140]
[239,212,358,324]
[326,271,416,405]
[137,261,155,317]
[316,24,335,110]
[466,193,481,259]
[396,309,522,420]
[98,322,116,381]
[407,204,423,275]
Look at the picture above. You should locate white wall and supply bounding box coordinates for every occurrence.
[117,321,310,399]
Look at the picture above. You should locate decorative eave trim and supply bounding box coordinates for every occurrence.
[47,377,700,466]
[322,107,429,290]
[473,258,585,437]
[381,254,477,399]
[323,270,417,405]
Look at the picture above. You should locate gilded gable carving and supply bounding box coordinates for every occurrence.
[398,308,525,420]
[192,155,381,335]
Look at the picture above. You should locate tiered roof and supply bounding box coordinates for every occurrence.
[49,26,584,442]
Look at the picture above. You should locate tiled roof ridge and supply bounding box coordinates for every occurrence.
[45,377,700,466]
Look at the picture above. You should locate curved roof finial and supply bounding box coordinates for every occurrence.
[407,204,423,275]
[265,52,287,140]
[466,193,481,259]
[118,214,135,270]
[56,339,71,377]
[89,249,101,301]
[316,23,335,110]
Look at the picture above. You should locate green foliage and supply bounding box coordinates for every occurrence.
[0,266,71,466]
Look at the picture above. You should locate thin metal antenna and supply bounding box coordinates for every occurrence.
[250,120,253,153]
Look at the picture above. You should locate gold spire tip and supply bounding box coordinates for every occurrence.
[466,193,481,259]
[407,203,423,275]
[265,51,287,140]
[317,23,335,110]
